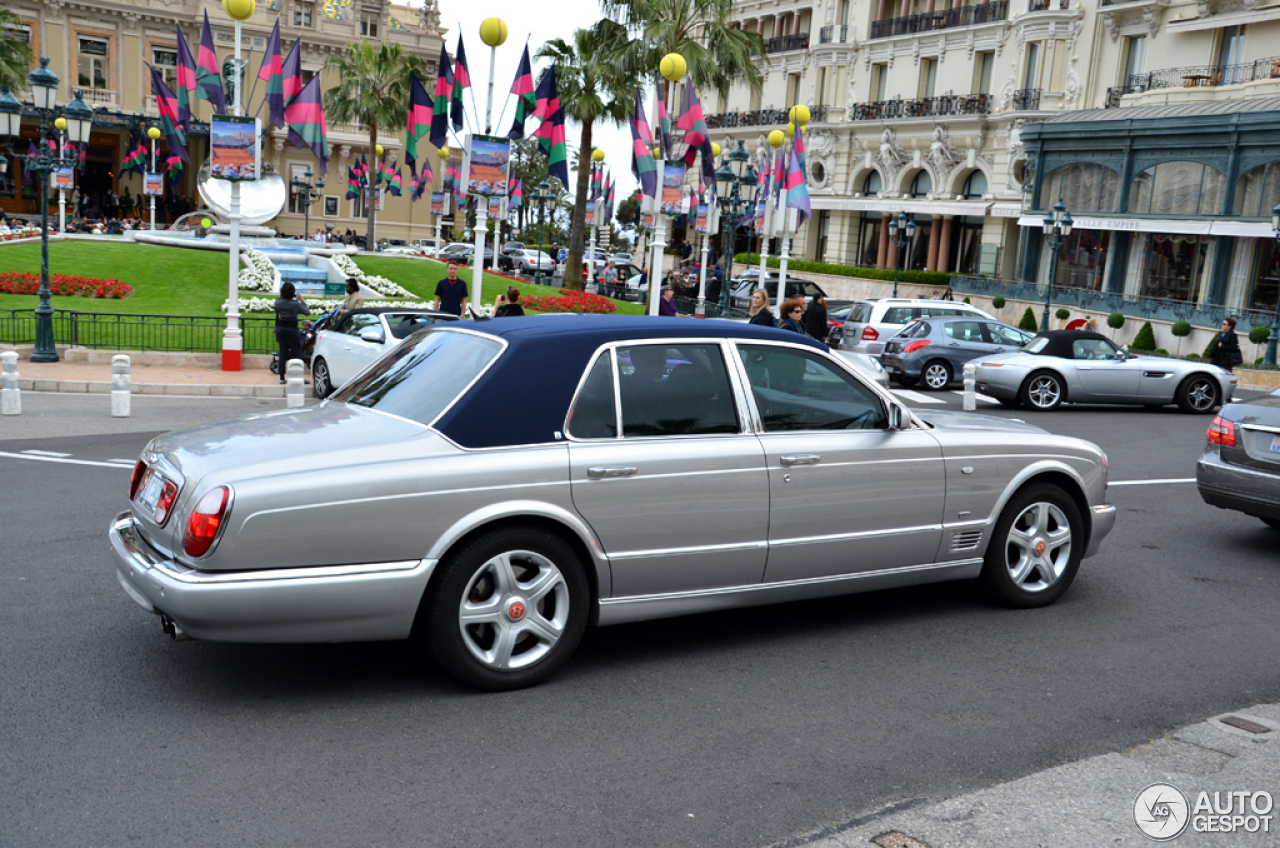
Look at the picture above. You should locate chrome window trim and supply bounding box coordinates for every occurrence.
[562,347,619,442]
[600,558,984,605]
[769,522,943,548]
[157,558,426,585]
[1240,423,1280,435]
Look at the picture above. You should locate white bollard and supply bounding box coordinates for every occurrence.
[1,351,19,416]
[963,363,976,411]
[286,358,305,408]
[111,354,131,418]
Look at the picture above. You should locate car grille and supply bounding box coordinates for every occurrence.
[949,529,984,552]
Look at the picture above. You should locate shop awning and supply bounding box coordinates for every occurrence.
[1017,215,1278,237]
[812,197,990,216]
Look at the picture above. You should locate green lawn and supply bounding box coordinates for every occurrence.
[0,242,642,316]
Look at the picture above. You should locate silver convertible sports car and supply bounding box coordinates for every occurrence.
[110,316,1116,690]
[974,330,1237,413]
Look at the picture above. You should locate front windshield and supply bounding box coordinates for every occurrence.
[331,329,503,425]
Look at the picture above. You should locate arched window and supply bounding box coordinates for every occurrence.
[909,170,931,198]
[863,171,882,196]
[1042,163,1120,213]
[961,170,988,200]
[1233,163,1280,217]
[1128,161,1225,216]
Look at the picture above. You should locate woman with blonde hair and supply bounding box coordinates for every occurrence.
[747,289,776,327]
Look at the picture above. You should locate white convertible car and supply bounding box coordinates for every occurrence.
[311,308,456,399]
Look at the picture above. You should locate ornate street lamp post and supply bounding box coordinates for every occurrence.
[713,140,758,313]
[290,166,324,238]
[886,212,916,299]
[0,61,95,363]
[1040,199,1073,332]
[1266,203,1280,367]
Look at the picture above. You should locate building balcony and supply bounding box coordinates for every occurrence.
[77,88,118,108]
[849,92,992,120]
[818,24,850,42]
[868,1,1007,39]
[704,105,832,129]
[764,32,810,53]
[1026,0,1070,10]
[1100,0,1147,6]
[1106,56,1280,106]
[1008,88,1042,110]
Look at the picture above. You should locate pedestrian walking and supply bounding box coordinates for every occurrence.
[1211,317,1243,372]
[747,289,776,327]
[340,279,364,316]
[803,292,829,343]
[603,261,618,299]
[659,285,679,316]
[777,297,808,335]
[432,260,469,317]
[494,287,525,317]
[273,282,310,384]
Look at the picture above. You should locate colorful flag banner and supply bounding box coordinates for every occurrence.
[196,11,227,114]
[506,44,536,140]
[655,75,673,160]
[676,76,716,186]
[258,19,285,128]
[429,45,454,151]
[510,177,523,207]
[281,38,304,104]
[795,122,806,178]
[174,23,198,133]
[630,89,657,199]
[283,74,329,176]
[346,166,361,200]
[405,73,432,177]
[148,64,189,163]
[410,157,433,201]
[164,154,185,184]
[387,169,403,196]
[533,67,568,189]
[452,33,470,132]
[121,137,148,176]
[784,146,811,228]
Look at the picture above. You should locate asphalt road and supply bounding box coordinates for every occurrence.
[2,391,1277,848]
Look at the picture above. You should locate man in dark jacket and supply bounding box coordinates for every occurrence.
[1211,317,1242,372]
[803,294,829,343]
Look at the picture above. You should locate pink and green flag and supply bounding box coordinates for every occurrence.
[451,34,470,132]
[795,123,806,178]
[174,23,197,132]
[533,67,568,189]
[196,11,226,114]
[630,88,658,200]
[281,38,303,104]
[510,177,523,207]
[429,45,454,151]
[387,169,403,196]
[257,19,285,128]
[676,76,716,186]
[784,146,811,228]
[283,74,328,176]
[164,154,184,184]
[148,64,189,163]
[506,44,535,140]
[655,75,673,161]
[405,73,432,176]
[410,157,433,201]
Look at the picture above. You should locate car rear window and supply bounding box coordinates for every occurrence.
[899,320,930,339]
[847,303,873,324]
[332,329,503,425]
[385,313,452,340]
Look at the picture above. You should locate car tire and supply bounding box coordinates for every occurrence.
[1175,374,1220,414]
[1019,371,1064,411]
[423,524,590,691]
[921,359,953,391]
[312,357,333,400]
[979,483,1083,609]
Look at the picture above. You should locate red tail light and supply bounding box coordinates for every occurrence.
[129,461,148,499]
[183,486,231,559]
[153,480,180,525]
[828,319,840,327]
[903,340,932,354]
[861,326,879,341]
[1207,415,1236,447]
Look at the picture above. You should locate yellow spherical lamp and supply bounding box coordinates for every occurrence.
[591,148,605,163]
[437,146,449,159]
[221,0,255,21]
[788,104,811,126]
[659,53,687,82]
[479,17,508,48]
[711,142,721,158]
[54,117,67,131]
[652,145,661,158]
[767,130,785,149]
[785,122,796,139]
[147,126,162,141]
[375,143,384,157]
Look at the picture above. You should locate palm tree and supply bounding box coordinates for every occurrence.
[323,42,427,250]
[0,9,34,93]
[536,22,634,290]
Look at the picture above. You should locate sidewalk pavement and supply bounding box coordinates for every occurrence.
[778,703,1280,848]
[1,349,312,398]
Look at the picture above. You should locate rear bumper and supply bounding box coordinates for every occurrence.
[109,512,436,643]
[1197,453,1280,520]
[1084,503,1117,558]
[881,353,921,378]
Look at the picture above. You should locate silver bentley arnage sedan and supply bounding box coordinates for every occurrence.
[110,316,1116,689]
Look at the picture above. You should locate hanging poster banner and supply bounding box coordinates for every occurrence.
[696,204,709,234]
[585,200,595,227]
[660,164,685,216]
[52,168,74,190]
[143,173,165,196]
[461,134,511,197]
[209,114,261,181]
[430,192,447,216]
[488,196,502,218]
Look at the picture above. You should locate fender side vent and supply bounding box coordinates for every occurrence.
[950,529,983,552]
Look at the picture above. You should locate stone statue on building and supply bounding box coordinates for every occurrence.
[878,128,907,170]
[929,125,961,173]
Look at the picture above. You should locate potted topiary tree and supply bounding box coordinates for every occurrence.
[1055,308,1070,323]
[1170,320,1191,357]
[1132,321,1157,352]
[1248,325,1271,365]
[1107,312,1125,339]
[1019,307,1038,332]
[992,295,1006,309]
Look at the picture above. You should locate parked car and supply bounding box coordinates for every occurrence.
[378,238,411,253]
[111,316,1115,690]
[730,269,777,291]
[610,252,633,264]
[974,329,1237,412]
[590,262,644,291]
[310,308,457,399]
[511,249,555,274]
[410,238,440,257]
[1197,387,1280,528]
[881,317,1035,390]
[829,298,995,354]
[497,242,527,271]
[730,278,826,311]
[437,243,473,262]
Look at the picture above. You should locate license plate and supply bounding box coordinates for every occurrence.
[136,470,163,513]
[1271,436,1280,454]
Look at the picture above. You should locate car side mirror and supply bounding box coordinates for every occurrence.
[888,403,907,430]
[360,330,384,344]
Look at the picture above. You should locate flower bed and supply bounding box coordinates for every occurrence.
[0,226,45,241]
[238,249,280,292]
[226,296,495,317]
[333,254,415,298]
[0,271,131,299]
[522,289,618,314]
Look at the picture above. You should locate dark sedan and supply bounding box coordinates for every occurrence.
[881,316,1034,390]
[1198,387,1280,528]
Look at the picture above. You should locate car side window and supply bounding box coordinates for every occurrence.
[882,307,916,324]
[1072,339,1121,360]
[737,345,887,432]
[944,320,985,342]
[985,323,1030,346]
[345,314,380,336]
[899,320,930,340]
[567,353,617,439]
[616,343,739,437]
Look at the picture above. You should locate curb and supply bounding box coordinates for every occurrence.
[17,379,314,398]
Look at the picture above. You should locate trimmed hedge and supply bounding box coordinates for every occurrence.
[1018,307,1039,332]
[1249,325,1271,345]
[1132,321,1157,352]
[1107,312,1126,330]
[992,296,1006,309]
[1055,308,1070,321]
[734,253,953,286]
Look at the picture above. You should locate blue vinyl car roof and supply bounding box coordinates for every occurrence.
[433,315,826,449]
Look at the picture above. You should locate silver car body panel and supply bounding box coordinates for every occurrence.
[110,326,1115,644]
[1197,392,1280,520]
[975,350,1237,406]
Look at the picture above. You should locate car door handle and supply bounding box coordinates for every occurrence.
[587,466,638,479]
[780,454,822,467]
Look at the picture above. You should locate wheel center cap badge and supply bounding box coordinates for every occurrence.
[1034,540,1046,556]
[507,600,526,621]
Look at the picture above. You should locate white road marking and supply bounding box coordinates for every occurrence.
[951,391,999,404]
[108,459,137,465]
[1109,478,1196,486]
[0,451,131,469]
[892,389,947,405]
[21,449,72,457]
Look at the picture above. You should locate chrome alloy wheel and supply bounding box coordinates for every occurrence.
[1185,377,1217,412]
[923,362,951,389]
[1027,375,1062,409]
[458,550,569,671]
[1004,502,1072,593]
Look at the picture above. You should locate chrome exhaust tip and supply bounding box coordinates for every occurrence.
[160,614,191,642]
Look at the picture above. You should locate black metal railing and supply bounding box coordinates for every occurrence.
[1008,88,1042,110]
[1100,0,1145,6]
[819,24,849,43]
[705,108,790,129]
[0,309,280,353]
[764,32,810,53]
[1104,86,1123,108]
[849,92,992,120]
[1027,0,1069,10]
[1119,56,1280,95]
[869,1,1007,39]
